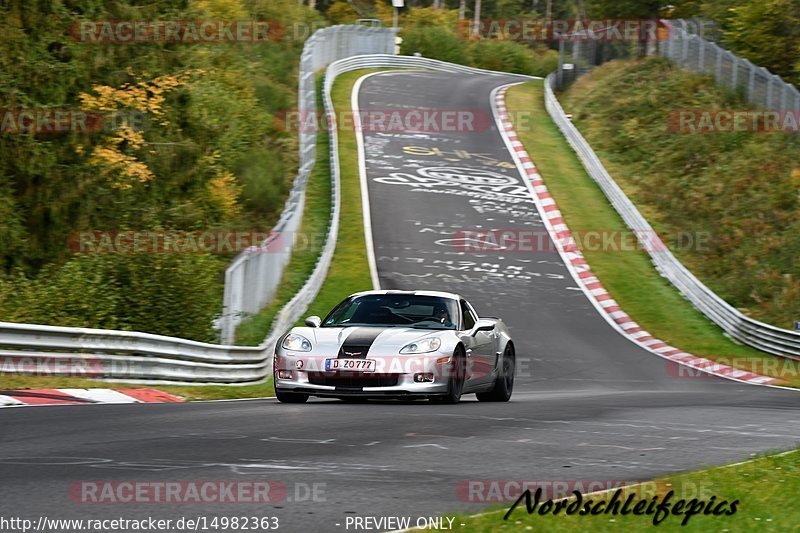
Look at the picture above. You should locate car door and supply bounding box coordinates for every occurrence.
[459,299,495,386]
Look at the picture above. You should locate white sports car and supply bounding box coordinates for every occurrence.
[273,290,515,404]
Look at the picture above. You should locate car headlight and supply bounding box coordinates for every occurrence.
[400,337,441,354]
[282,333,312,352]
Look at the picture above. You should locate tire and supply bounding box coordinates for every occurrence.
[431,346,466,405]
[276,389,309,403]
[476,343,515,402]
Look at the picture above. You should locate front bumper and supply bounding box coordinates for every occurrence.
[274,352,452,397]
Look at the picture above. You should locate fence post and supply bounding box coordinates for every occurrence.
[747,61,756,101]
[766,74,774,109]
[697,39,705,71]
[780,82,788,111]
[681,29,689,62]
[714,45,722,82]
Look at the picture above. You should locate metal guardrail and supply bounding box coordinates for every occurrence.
[0,321,269,385]
[0,26,397,385]
[219,25,397,343]
[0,50,532,384]
[544,73,800,360]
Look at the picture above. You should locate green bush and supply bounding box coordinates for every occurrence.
[398,14,559,78]
[468,40,558,76]
[400,25,468,64]
[0,254,225,342]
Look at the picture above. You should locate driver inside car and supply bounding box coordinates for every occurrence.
[434,307,455,328]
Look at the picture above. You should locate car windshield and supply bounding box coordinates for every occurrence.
[322,294,460,330]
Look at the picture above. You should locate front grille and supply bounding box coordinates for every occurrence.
[338,345,371,358]
[308,373,400,388]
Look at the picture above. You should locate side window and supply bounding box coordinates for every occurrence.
[460,300,476,330]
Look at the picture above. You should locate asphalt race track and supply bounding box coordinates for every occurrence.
[1,71,799,532]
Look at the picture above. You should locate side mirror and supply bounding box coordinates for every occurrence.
[304,316,321,328]
[471,319,495,336]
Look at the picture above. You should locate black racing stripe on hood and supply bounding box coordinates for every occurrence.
[338,327,385,359]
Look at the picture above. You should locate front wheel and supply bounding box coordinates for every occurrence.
[476,343,515,402]
[430,346,465,405]
[276,389,309,403]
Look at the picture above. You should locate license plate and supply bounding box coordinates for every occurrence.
[325,358,376,372]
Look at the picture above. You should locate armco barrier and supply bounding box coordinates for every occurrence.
[0,55,531,385]
[544,73,800,360]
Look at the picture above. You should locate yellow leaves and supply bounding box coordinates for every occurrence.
[791,168,800,189]
[207,169,242,219]
[79,70,203,118]
[78,69,206,189]
[89,146,154,190]
[116,125,145,149]
[203,151,241,219]
[193,0,248,19]
[82,123,154,189]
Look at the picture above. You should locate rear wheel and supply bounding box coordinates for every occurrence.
[276,390,309,403]
[431,346,465,404]
[476,343,515,402]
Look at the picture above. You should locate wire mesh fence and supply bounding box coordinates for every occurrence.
[554,30,634,90]
[659,19,800,110]
[555,18,800,113]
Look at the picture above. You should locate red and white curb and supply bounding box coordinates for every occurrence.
[0,388,185,407]
[491,84,780,387]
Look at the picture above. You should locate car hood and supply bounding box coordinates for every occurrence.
[288,326,447,356]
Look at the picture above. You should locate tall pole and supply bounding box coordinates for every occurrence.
[393,6,398,30]
[473,0,481,39]
[459,0,466,20]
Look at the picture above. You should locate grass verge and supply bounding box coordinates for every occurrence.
[454,449,800,531]
[504,81,800,388]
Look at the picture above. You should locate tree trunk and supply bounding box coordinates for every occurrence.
[459,0,466,20]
